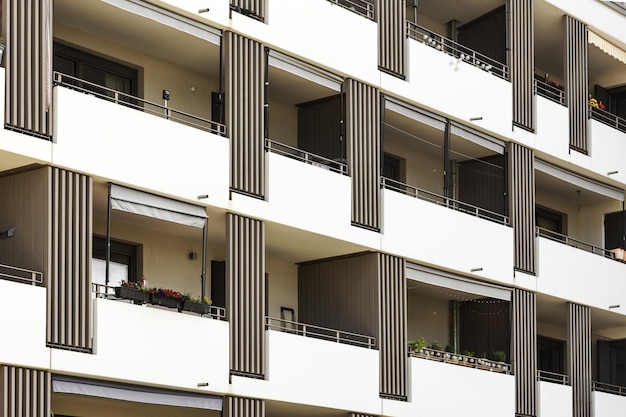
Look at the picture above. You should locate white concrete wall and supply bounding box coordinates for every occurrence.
[594,391,626,417]
[538,381,573,417]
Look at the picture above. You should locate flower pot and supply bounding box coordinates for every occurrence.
[182,299,212,315]
[150,293,182,309]
[115,286,150,304]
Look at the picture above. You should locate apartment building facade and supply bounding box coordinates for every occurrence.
[1,0,626,416]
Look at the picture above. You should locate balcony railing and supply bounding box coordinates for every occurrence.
[0,263,43,286]
[593,381,626,396]
[406,22,508,80]
[265,316,376,349]
[537,370,570,385]
[589,105,626,133]
[92,283,227,320]
[534,79,566,105]
[265,139,348,175]
[381,177,510,226]
[327,0,374,20]
[53,71,227,136]
[536,227,613,259]
[410,347,511,374]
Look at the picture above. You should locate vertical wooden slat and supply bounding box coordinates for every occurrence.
[378,253,406,401]
[565,16,588,153]
[0,366,50,417]
[224,397,265,417]
[568,303,591,417]
[377,0,405,78]
[510,0,534,131]
[346,79,380,231]
[227,213,265,377]
[5,0,52,138]
[47,168,93,351]
[507,143,535,274]
[230,0,264,21]
[224,32,265,198]
[512,289,537,416]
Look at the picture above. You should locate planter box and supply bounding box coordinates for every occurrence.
[150,294,182,309]
[182,299,212,315]
[115,286,150,304]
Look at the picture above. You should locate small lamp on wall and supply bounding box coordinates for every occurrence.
[189,252,197,260]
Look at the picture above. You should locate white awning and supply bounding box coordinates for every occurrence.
[449,122,505,155]
[110,184,207,228]
[52,375,222,411]
[535,160,624,202]
[384,96,447,131]
[588,30,626,65]
[268,49,343,92]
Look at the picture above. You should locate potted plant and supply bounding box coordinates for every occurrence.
[182,295,212,315]
[430,340,442,357]
[149,287,184,309]
[115,280,150,304]
[408,337,426,354]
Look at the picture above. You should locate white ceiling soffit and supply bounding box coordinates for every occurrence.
[110,184,207,228]
[268,50,343,92]
[535,159,624,202]
[384,97,447,131]
[102,0,221,45]
[588,30,626,65]
[406,263,512,301]
[449,122,505,155]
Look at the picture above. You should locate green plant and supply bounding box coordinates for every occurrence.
[461,350,474,357]
[430,340,442,351]
[492,350,506,362]
[408,337,426,351]
[479,352,487,358]
[445,344,455,353]
[186,295,212,304]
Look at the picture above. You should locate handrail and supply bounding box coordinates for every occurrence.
[91,283,227,320]
[536,227,612,258]
[592,381,626,396]
[410,347,511,374]
[53,71,227,136]
[589,105,626,133]
[534,79,566,106]
[381,177,510,226]
[265,316,376,349]
[327,0,374,20]
[406,22,508,80]
[0,263,43,285]
[537,370,570,385]
[265,139,348,175]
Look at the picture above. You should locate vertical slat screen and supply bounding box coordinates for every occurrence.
[230,0,265,21]
[224,32,265,198]
[568,303,591,417]
[507,143,535,274]
[47,168,93,352]
[227,213,265,378]
[378,253,406,401]
[224,397,265,417]
[0,366,50,417]
[510,0,534,131]
[378,0,405,78]
[5,0,52,139]
[512,289,537,417]
[346,79,380,231]
[565,17,588,153]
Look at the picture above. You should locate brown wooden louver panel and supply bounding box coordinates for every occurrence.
[507,143,535,274]
[227,213,265,378]
[512,288,537,417]
[510,0,534,131]
[230,0,265,21]
[47,168,93,352]
[5,0,52,139]
[346,79,380,231]
[378,253,407,401]
[224,32,265,198]
[565,16,588,153]
[224,397,265,417]
[378,0,406,78]
[0,366,50,417]
[568,303,592,417]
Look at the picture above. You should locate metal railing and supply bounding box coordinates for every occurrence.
[593,381,626,396]
[410,348,511,374]
[381,177,510,226]
[91,283,227,320]
[53,71,227,136]
[534,79,566,106]
[265,316,376,349]
[537,370,570,385]
[536,227,613,259]
[0,263,43,285]
[265,139,348,175]
[406,22,508,80]
[327,0,375,20]
[589,105,626,133]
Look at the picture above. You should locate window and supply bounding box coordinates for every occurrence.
[382,153,405,182]
[536,206,565,238]
[92,236,139,292]
[538,336,565,374]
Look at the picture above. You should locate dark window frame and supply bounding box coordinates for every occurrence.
[93,236,139,283]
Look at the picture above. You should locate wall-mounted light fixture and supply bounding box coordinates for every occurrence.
[0,227,15,240]
[197,382,209,387]
[469,117,483,121]
[197,194,209,200]
[470,267,483,272]
[198,8,210,13]
[609,304,620,309]
[189,252,197,261]
[607,170,619,175]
